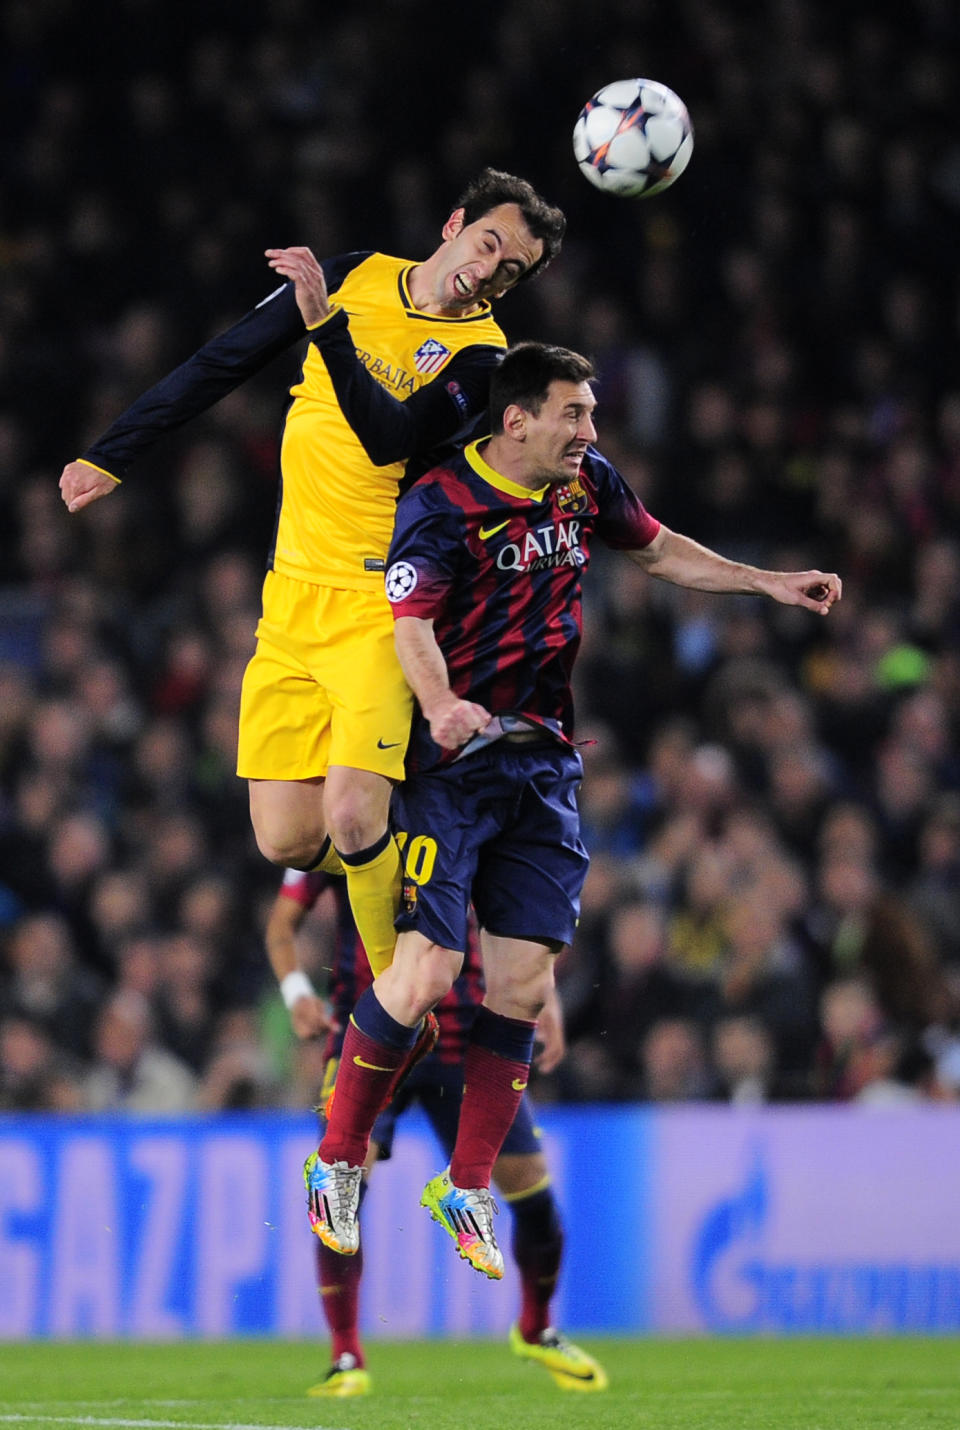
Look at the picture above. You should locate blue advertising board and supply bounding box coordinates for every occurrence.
[0,1106,956,1338]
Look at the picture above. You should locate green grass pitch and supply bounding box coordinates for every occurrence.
[1,1337,959,1430]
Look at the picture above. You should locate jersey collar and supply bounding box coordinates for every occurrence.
[465,439,550,502]
[399,266,494,322]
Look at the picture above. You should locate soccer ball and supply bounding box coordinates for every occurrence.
[573,78,694,198]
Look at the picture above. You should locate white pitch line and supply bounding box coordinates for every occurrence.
[0,1417,348,1430]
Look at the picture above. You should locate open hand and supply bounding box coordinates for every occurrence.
[265,246,330,328]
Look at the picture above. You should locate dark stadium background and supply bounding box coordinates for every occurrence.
[1,0,959,1115]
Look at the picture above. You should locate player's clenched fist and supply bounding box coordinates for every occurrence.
[59,460,119,513]
[427,696,493,751]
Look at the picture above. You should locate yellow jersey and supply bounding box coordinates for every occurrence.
[276,252,507,590]
[81,249,507,592]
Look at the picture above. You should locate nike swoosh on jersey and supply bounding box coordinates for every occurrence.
[377,738,402,749]
[353,1056,394,1071]
[511,1077,528,1092]
[478,520,510,539]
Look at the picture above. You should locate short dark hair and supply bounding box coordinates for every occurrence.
[489,342,596,432]
[455,168,566,282]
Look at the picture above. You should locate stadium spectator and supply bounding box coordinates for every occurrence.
[0,1016,83,1112]
[1,911,104,1062]
[708,1014,780,1105]
[582,895,697,1100]
[705,891,820,1089]
[638,1017,711,1102]
[195,1007,282,1110]
[83,989,198,1112]
[907,795,960,966]
[802,851,957,1033]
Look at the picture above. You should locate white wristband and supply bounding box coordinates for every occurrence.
[280,970,315,1010]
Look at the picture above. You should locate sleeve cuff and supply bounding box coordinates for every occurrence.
[78,459,122,484]
[306,305,349,338]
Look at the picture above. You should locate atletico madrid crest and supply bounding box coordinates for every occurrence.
[413,338,452,374]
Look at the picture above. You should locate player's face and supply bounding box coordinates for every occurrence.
[519,380,597,484]
[437,203,544,311]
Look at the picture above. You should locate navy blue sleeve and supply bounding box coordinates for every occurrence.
[385,483,461,619]
[78,252,371,480]
[310,314,501,466]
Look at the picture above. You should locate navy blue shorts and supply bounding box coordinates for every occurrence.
[391,742,589,951]
[319,1054,542,1162]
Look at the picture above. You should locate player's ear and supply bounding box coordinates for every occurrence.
[442,208,466,241]
[503,404,527,440]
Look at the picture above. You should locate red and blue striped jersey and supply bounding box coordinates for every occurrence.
[279,869,484,1064]
[385,439,660,769]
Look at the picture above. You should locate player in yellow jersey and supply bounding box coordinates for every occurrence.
[58,171,565,994]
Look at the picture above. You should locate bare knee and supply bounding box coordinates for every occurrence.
[253,826,321,868]
[248,781,326,868]
[376,937,461,1024]
[482,940,557,1023]
[484,966,553,1022]
[411,945,460,1008]
[324,768,391,854]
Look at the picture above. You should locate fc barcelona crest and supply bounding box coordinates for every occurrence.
[413,338,452,374]
[556,477,588,514]
[402,878,419,914]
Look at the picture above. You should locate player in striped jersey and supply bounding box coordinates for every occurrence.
[58,171,565,998]
[308,341,842,1275]
[268,869,608,1395]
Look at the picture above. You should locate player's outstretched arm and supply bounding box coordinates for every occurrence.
[629,525,842,614]
[59,461,120,513]
[58,282,310,507]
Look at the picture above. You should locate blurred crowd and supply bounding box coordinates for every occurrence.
[1,0,959,1112]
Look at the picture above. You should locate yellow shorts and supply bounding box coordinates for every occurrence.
[237,569,413,781]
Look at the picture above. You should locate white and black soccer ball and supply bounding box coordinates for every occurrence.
[573,78,694,198]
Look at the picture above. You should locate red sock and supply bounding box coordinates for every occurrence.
[450,1037,534,1189]
[320,1020,405,1167]
[316,1238,364,1366]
